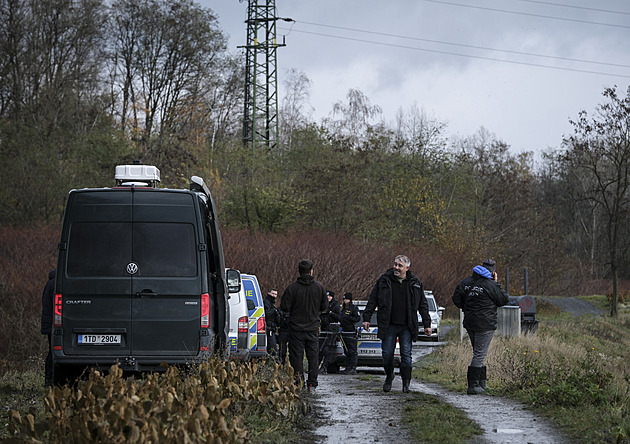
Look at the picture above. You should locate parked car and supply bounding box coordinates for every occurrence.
[52,165,229,385]
[320,300,400,372]
[227,269,267,360]
[418,291,445,342]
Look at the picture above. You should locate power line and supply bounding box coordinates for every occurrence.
[280,28,630,79]
[297,20,630,70]
[512,0,630,16]
[421,0,630,29]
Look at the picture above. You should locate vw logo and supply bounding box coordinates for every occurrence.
[126,262,139,275]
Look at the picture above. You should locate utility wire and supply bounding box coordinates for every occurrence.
[297,20,630,69]
[421,0,630,29]
[511,0,630,16]
[280,28,630,79]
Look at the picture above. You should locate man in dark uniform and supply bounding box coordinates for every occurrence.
[334,292,360,375]
[363,255,432,393]
[40,268,56,387]
[263,288,280,358]
[280,259,328,390]
[319,290,341,374]
[452,258,509,394]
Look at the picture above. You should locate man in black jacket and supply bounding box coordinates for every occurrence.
[363,255,432,393]
[334,292,360,375]
[263,288,279,358]
[40,268,56,387]
[280,259,328,390]
[452,259,509,395]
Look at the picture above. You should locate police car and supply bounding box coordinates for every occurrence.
[227,269,267,360]
[418,291,445,342]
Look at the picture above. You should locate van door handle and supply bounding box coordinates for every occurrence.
[136,290,158,298]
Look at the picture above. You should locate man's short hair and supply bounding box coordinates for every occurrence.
[298,259,313,275]
[395,255,411,267]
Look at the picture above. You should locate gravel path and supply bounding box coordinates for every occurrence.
[308,344,572,444]
[537,296,603,317]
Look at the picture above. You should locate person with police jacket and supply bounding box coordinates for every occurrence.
[332,292,361,375]
[451,258,509,395]
[319,291,341,374]
[363,255,432,393]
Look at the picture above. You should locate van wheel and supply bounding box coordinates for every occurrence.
[52,365,80,387]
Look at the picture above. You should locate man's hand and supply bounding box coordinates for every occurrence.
[424,327,432,336]
[363,321,370,330]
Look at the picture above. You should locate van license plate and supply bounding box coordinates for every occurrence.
[78,334,121,345]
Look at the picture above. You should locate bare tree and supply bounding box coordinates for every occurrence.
[108,0,227,140]
[279,68,313,149]
[324,88,382,150]
[561,86,630,317]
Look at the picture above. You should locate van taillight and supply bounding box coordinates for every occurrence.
[201,293,210,328]
[54,293,62,327]
[257,316,266,333]
[238,316,248,333]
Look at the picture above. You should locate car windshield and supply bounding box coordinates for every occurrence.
[427,297,437,311]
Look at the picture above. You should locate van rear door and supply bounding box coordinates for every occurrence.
[61,191,133,357]
[129,191,202,356]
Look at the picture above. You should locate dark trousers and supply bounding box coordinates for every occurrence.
[267,329,278,357]
[278,329,289,365]
[288,329,320,388]
[341,332,358,369]
[467,329,495,367]
[44,334,52,387]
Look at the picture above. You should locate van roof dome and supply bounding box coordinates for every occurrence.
[115,165,160,187]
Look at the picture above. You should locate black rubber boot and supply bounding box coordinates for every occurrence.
[383,366,395,392]
[400,367,412,393]
[467,366,485,395]
[479,365,488,390]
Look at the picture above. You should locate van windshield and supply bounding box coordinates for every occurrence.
[67,222,197,277]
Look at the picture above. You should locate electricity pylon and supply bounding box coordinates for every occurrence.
[239,0,290,150]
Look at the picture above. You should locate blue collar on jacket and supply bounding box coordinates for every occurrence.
[473,265,492,279]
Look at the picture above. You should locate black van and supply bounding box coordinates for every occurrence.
[51,165,228,384]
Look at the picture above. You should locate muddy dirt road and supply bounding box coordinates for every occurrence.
[307,343,571,444]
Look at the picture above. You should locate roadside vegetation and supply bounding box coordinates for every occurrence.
[3,359,310,443]
[415,297,630,443]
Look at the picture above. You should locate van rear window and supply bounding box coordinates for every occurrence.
[133,223,197,277]
[67,222,197,277]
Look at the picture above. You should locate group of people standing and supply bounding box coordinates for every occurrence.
[264,254,509,395]
[42,253,508,395]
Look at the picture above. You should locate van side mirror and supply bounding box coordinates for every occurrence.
[227,269,241,293]
[247,299,256,311]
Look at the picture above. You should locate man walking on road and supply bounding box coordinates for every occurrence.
[452,258,509,394]
[363,255,432,393]
[280,259,328,390]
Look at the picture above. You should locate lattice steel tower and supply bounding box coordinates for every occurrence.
[240,0,288,150]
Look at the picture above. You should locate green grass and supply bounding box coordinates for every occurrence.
[415,296,630,444]
[401,393,483,444]
[0,368,47,441]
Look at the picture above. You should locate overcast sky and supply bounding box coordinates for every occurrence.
[202,0,630,157]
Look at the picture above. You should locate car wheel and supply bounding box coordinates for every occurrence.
[327,364,340,374]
